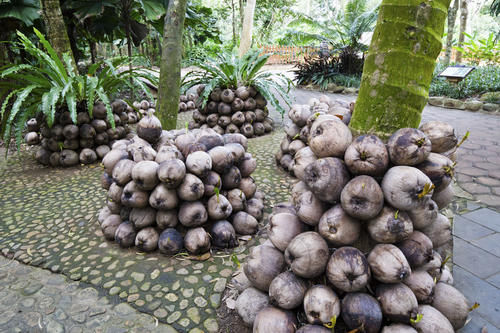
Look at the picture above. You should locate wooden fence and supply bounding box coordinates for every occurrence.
[259,45,320,64]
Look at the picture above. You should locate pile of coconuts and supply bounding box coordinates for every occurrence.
[234,116,475,332]
[276,96,354,175]
[131,99,156,123]
[178,92,199,113]
[97,112,265,255]
[188,84,274,137]
[26,99,133,167]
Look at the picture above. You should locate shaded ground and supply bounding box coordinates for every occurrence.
[0,87,499,332]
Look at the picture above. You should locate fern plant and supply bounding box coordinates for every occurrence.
[0,28,158,150]
[181,49,293,117]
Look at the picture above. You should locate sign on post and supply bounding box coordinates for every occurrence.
[438,66,475,84]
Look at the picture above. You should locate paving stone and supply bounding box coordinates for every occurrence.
[130,272,145,282]
[203,318,219,333]
[460,182,491,195]
[486,272,500,289]
[453,265,500,328]
[463,208,500,232]
[454,216,496,241]
[476,177,500,187]
[166,311,181,324]
[472,233,500,257]
[475,195,500,208]
[46,318,65,333]
[453,237,500,279]
[187,307,201,324]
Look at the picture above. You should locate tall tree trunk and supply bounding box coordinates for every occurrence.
[444,0,459,65]
[456,0,468,63]
[239,0,256,57]
[231,0,237,46]
[157,0,188,130]
[89,39,97,64]
[40,0,77,71]
[239,0,244,29]
[349,0,451,138]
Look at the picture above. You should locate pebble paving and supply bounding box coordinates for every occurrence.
[0,86,498,331]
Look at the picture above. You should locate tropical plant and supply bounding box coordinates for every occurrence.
[453,32,500,65]
[181,49,293,116]
[0,28,158,149]
[491,0,500,16]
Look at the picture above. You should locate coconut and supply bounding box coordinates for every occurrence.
[309,117,352,157]
[121,181,149,208]
[131,161,159,191]
[225,143,246,163]
[227,188,246,212]
[420,251,442,279]
[98,206,112,225]
[79,123,96,139]
[101,172,113,190]
[341,175,384,220]
[381,166,434,210]
[236,287,270,326]
[241,123,254,138]
[178,201,208,227]
[177,173,204,201]
[222,166,242,190]
[115,222,136,248]
[218,115,231,127]
[94,145,110,159]
[344,135,389,176]
[220,89,235,103]
[403,269,435,304]
[208,146,233,173]
[223,133,248,150]
[201,171,222,197]
[280,154,294,172]
[367,244,411,283]
[26,118,39,132]
[318,205,361,246]
[79,148,97,164]
[112,159,135,186]
[129,207,156,229]
[303,285,340,325]
[59,149,79,167]
[185,151,211,177]
[387,128,431,166]
[226,123,240,134]
[156,145,183,164]
[239,177,256,199]
[268,271,307,310]
[245,198,264,221]
[304,157,350,203]
[135,227,159,252]
[253,306,298,333]
[284,121,301,139]
[432,185,454,209]
[244,97,256,110]
[108,183,123,203]
[35,148,51,165]
[46,138,60,151]
[120,206,131,221]
[413,305,454,333]
[91,119,107,133]
[210,220,238,248]
[293,147,317,181]
[50,124,64,139]
[255,93,267,108]
[207,194,233,220]
[341,293,383,333]
[432,282,470,330]
[49,152,61,167]
[421,213,451,248]
[155,210,178,229]
[367,206,413,243]
[419,121,458,153]
[107,200,121,214]
[158,228,184,255]
[381,324,417,333]
[417,153,454,192]
[407,199,438,229]
[25,132,40,145]
[232,211,258,235]
[136,114,162,144]
[101,215,122,240]
[299,125,309,142]
[376,283,418,323]
[95,132,109,145]
[268,213,306,252]
[289,104,311,127]
[439,265,454,284]
[231,267,252,292]
[62,138,79,150]
[157,159,186,189]
[397,231,434,268]
[148,183,178,210]
[184,227,211,254]
[244,244,285,291]
[285,232,329,279]
[326,246,371,292]
[103,149,129,174]
[294,191,326,226]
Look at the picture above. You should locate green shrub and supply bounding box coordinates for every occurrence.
[429,63,500,99]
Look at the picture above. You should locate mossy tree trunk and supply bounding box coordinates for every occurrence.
[455,0,468,63]
[239,0,256,57]
[157,0,188,130]
[444,0,459,65]
[349,0,451,138]
[40,0,77,71]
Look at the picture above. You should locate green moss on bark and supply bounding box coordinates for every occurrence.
[349,0,451,139]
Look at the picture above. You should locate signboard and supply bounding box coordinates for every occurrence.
[438,66,475,83]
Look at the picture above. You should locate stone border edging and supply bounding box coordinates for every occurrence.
[428,96,499,113]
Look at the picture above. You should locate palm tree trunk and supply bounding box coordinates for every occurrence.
[231,0,237,46]
[40,0,77,71]
[455,0,468,63]
[239,0,256,57]
[444,0,459,65]
[349,0,451,138]
[157,0,188,130]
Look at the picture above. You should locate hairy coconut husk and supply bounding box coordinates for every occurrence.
[59,149,79,167]
[25,132,40,145]
[121,180,149,208]
[295,191,327,226]
[101,172,113,190]
[245,197,263,221]
[112,159,136,186]
[344,134,389,176]
[303,285,340,325]
[108,182,123,203]
[293,147,317,181]
[149,183,179,210]
[432,185,454,209]
[381,324,417,333]
[129,207,156,229]
[177,173,204,201]
[98,206,112,225]
[239,177,256,198]
[131,161,159,190]
[178,201,208,227]
[417,153,454,192]
[326,246,371,292]
[96,145,110,159]
[241,123,254,138]
[137,114,162,144]
[101,214,122,240]
[103,149,129,174]
[207,194,233,220]
[157,159,186,188]
[432,282,470,330]
[79,148,97,164]
[49,152,61,167]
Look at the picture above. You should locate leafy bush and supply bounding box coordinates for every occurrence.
[181,49,293,116]
[294,55,362,90]
[0,28,158,148]
[429,63,500,99]
[454,32,500,65]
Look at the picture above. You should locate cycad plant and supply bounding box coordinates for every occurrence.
[0,28,158,150]
[181,49,293,116]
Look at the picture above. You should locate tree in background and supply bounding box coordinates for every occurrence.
[157,0,188,129]
[39,0,76,70]
[350,0,451,138]
[239,0,256,56]
[456,0,469,63]
[443,0,459,65]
